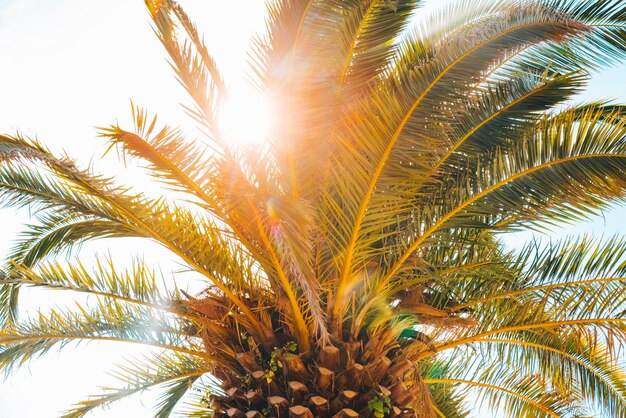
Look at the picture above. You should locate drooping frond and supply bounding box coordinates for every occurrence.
[426,362,578,417]
[472,335,626,417]
[9,212,135,268]
[145,0,225,141]
[540,0,626,69]
[378,104,626,292]
[449,235,626,316]
[61,352,210,418]
[0,300,206,377]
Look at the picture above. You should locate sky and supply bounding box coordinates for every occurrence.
[0,0,625,417]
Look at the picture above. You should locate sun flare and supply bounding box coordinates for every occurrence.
[218,87,271,146]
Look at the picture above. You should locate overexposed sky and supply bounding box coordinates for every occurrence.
[0,1,625,417]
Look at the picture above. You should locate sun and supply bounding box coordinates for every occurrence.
[218,85,271,146]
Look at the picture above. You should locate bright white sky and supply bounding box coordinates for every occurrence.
[0,0,625,417]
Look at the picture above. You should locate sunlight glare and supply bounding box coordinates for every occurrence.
[218,87,271,146]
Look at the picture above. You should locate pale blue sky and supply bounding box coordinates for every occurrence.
[0,1,625,417]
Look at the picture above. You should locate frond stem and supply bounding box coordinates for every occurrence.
[431,80,551,173]
[450,276,626,312]
[432,403,446,418]
[419,317,626,361]
[336,0,380,97]
[1,334,210,360]
[251,202,311,353]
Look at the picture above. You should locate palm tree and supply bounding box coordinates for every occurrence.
[3,0,626,416]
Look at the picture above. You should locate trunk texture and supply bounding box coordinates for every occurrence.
[210,340,432,417]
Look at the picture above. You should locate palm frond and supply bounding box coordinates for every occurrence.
[426,363,577,417]
[541,0,626,68]
[336,0,420,98]
[9,213,135,268]
[327,3,590,328]
[3,256,176,310]
[378,104,626,292]
[474,336,626,417]
[449,235,626,312]
[101,103,220,203]
[0,300,207,377]
[145,0,225,141]
[61,352,209,418]
[433,69,588,173]
[99,104,275,270]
